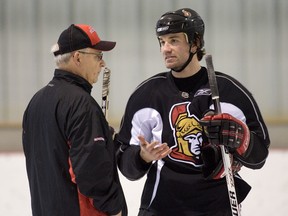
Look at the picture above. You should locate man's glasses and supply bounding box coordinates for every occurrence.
[78,51,103,61]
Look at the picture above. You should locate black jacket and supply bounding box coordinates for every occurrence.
[23,69,127,216]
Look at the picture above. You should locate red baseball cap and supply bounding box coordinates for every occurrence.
[53,24,116,56]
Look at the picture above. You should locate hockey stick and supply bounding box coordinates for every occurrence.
[102,67,111,118]
[205,54,241,216]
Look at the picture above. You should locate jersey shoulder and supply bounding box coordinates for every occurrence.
[137,71,168,88]
[215,71,251,94]
[132,71,170,94]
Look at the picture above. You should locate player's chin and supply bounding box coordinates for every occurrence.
[165,62,176,69]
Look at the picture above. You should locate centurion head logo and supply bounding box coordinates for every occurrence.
[169,102,203,167]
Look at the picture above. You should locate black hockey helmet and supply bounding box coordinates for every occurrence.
[156,8,205,48]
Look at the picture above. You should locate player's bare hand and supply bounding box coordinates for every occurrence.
[138,135,171,163]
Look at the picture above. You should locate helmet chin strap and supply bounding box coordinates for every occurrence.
[172,44,195,73]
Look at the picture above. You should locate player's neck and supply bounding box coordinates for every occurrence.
[172,59,201,78]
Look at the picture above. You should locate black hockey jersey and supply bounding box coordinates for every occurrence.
[116,67,269,215]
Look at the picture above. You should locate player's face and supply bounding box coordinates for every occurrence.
[158,33,190,69]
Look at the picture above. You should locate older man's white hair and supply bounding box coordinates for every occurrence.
[51,44,72,67]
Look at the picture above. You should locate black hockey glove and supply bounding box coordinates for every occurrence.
[201,142,242,179]
[199,112,250,180]
[200,142,223,179]
[199,112,250,157]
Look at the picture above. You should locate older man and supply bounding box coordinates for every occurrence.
[23,24,127,216]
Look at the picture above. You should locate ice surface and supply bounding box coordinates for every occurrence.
[1,150,287,216]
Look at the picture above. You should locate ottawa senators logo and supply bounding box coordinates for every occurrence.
[169,102,203,167]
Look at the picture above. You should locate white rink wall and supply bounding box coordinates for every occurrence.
[0,0,288,124]
[1,149,287,216]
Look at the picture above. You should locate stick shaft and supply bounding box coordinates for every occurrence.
[205,54,241,216]
[102,67,111,118]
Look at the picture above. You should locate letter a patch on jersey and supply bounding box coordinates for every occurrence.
[168,102,203,167]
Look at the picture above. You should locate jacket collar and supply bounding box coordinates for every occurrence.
[54,69,93,94]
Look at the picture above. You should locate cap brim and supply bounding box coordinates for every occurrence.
[93,41,116,51]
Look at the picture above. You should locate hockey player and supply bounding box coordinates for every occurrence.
[115,8,270,216]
